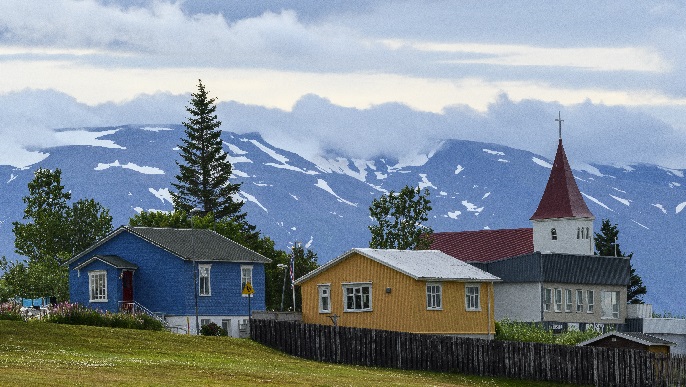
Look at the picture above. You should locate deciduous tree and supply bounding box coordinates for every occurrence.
[369,186,433,250]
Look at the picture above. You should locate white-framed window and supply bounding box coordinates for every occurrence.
[89,270,107,302]
[239,319,249,331]
[576,289,583,312]
[318,284,331,313]
[551,228,557,240]
[200,318,211,327]
[586,227,590,239]
[601,291,620,319]
[543,288,552,311]
[241,265,253,297]
[221,319,231,334]
[465,284,480,311]
[587,290,595,313]
[343,283,372,312]
[554,288,562,312]
[426,283,442,310]
[199,264,211,296]
[565,289,573,312]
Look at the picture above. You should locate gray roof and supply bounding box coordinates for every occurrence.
[578,331,676,347]
[74,255,138,271]
[472,252,630,286]
[67,226,271,265]
[296,248,500,284]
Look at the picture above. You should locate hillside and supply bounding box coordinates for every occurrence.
[0,125,684,313]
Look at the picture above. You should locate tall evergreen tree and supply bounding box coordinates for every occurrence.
[369,186,433,250]
[594,218,647,304]
[172,80,245,223]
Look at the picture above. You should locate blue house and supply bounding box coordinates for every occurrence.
[67,226,271,336]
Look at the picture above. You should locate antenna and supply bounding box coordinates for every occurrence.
[555,111,564,140]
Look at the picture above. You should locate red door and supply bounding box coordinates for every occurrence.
[122,270,134,306]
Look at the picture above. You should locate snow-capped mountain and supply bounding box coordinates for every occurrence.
[1,125,684,314]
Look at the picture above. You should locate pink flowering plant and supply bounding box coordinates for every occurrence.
[0,302,23,321]
[45,302,163,331]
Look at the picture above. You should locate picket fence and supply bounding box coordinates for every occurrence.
[251,319,686,387]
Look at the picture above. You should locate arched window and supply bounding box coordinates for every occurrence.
[586,227,590,239]
[551,228,557,240]
[581,227,584,239]
[577,227,580,239]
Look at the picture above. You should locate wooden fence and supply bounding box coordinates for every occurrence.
[251,319,686,386]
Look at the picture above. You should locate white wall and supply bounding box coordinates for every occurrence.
[165,315,250,337]
[532,218,595,255]
[493,282,542,322]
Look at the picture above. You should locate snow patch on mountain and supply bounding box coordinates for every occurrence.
[7,174,17,184]
[375,171,388,179]
[315,179,357,207]
[677,202,686,214]
[455,165,464,175]
[659,167,685,178]
[95,160,165,174]
[498,159,509,163]
[670,182,682,188]
[418,174,437,189]
[238,191,268,212]
[582,193,613,211]
[632,220,649,229]
[652,204,667,214]
[612,187,627,194]
[447,210,462,219]
[610,195,631,206]
[225,142,247,155]
[56,129,124,149]
[461,200,483,214]
[313,157,369,181]
[482,192,491,200]
[532,157,552,168]
[483,149,505,156]
[232,169,250,178]
[148,188,172,204]
[141,127,172,132]
[576,163,604,177]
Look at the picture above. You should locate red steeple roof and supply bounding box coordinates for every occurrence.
[430,228,534,263]
[530,139,594,220]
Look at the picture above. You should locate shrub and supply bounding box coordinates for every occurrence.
[200,322,227,336]
[0,302,23,321]
[495,319,601,345]
[45,302,164,331]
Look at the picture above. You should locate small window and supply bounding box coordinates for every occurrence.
[318,285,331,313]
[199,264,211,296]
[551,228,557,240]
[241,265,253,297]
[200,318,211,328]
[239,319,249,331]
[465,284,480,311]
[222,319,231,334]
[554,288,562,312]
[577,227,580,239]
[576,289,583,312]
[426,283,442,310]
[565,289,573,312]
[601,291,620,319]
[89,270,108,302]
[343,283,372,312]
[543,288,552,311]
[587,290,594,313]
[586,227,590,240]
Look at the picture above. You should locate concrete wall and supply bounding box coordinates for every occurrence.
[532,218,594,255]
[493,282,541,322]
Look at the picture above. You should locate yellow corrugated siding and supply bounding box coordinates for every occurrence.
[300,252,495,334]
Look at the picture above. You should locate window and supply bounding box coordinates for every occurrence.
[543,288,552,311]
[565,289,573,312]
[576,289,583,312]
[343,283,372,312]
[465,284,480,311]
[318,285,331,313]
[241,265,253,296]
[200,318,211,328]
[577,227,580,239]
[426,283,442,310]
[554,288,562,312]
[587,290,594,313]
[89,270,107,302]
[199,264,211,296]
[239,319,249,331]
[601,291,620,319]
[551,228,557,240]
[222,319,231,335]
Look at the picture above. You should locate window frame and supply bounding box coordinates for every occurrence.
[551,228,558,240]
[318,284,331,313]
[587,290,595,313]
[342,282,372,312]
[565,289,573,312]
[198,264,212,296]
[465,283,481,311]
[554,288,562,312]
[426,282,443,310]
[576,289,583,312]
[601,290,620,319]
[543,288,552,312]
[241,265,253,297]
[89,270,108,302]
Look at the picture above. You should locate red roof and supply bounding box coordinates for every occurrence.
[430,228,534,263]
[530,139,594,220]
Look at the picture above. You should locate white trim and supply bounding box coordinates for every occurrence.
[318,284,331,313]
[342,282,372,312]
[241,265,253,298]
[198,264,212,296]
[465,283,481,311]
[88,270,108,302]
[426,282,443,310]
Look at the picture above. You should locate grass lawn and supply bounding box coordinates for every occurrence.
[1,320,574,386]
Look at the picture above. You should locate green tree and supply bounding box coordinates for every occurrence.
[171,80,245,224]
[264,243,318,312]
[594,219,647,304]
[5,168,113,301]
[369,186,433,250]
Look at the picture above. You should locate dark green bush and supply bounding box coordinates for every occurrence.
[200,322,227,336]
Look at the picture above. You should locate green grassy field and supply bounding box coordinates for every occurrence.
[0,321,572,386]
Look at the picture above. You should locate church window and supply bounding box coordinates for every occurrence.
[586,227,590,239]
[577,227,580,239]
[551,228,557,240]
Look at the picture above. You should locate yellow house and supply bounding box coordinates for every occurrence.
[295,248,501,338]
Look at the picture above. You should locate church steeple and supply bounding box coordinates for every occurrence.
[530,113,595,255]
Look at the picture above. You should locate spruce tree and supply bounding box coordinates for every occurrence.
[172,80,245,223]
[594,218,647,304]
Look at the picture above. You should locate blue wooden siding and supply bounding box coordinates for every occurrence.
[68,230,267,316]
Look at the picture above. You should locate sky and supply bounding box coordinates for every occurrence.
[2,0,686,169]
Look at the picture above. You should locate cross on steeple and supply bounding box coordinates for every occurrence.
[555,111,564,140]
